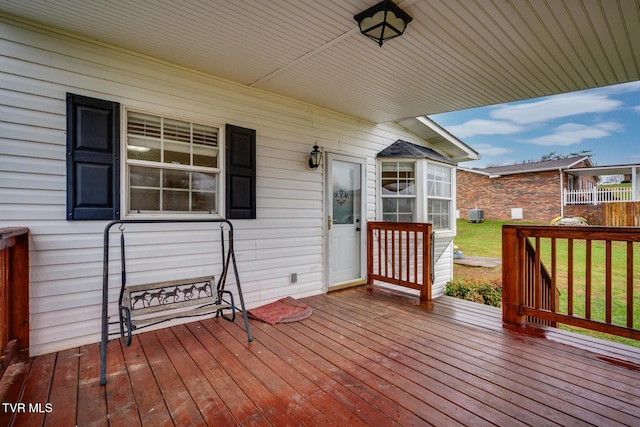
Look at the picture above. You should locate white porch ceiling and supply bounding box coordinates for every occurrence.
[1,0,639,124]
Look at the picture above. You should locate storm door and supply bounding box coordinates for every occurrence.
[327,154,365,290]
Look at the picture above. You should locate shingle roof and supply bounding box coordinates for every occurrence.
[376,140,456,165]
[469,156,592,175]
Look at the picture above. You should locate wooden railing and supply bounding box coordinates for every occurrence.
[367,222,432,300]
[0,227,30,376]
[503,225,639,341]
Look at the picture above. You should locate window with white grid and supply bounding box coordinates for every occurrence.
[380,162,416,222]
[125,111,220,215]
[426,163,452,230]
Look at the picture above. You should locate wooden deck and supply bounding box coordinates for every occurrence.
[2,285,640,426]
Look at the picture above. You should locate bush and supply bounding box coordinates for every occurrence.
[445,279,502,307]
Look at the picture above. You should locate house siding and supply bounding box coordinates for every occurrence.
[457,163,597,223]
[0,18,455,356]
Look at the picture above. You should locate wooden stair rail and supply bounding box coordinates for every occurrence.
[523,237,558,327]
[367,222,432,300]
[0,227,30,377]
[503,225,639,340]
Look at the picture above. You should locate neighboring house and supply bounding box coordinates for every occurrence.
[457,156,597,223]
[0,17,478,356]
[562,163,640,225]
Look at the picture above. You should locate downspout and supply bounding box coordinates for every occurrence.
[559,169,564,218]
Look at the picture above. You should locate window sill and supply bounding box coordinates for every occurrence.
[123,212,224,220]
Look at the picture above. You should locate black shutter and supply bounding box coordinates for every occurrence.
[66,94,120,220]
[225,124,256,219]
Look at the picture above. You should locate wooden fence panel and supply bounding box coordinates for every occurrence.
[605,202,640,226]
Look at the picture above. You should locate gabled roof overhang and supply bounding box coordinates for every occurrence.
[395,116,480,163]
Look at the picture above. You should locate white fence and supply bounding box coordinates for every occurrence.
[564,187,635,205]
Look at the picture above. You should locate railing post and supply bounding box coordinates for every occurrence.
[0,228,30,356]
[366,223,373,285]
[419,224,431,300]
[502,226,525,325]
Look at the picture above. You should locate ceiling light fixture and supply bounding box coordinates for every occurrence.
[354,0,413,47]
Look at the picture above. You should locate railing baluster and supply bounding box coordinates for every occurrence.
[551,238,557,314]
[384,229,388,277]
[405,231,410,283]
[413,231,419,283]
[398,230,403,283]
[391,229,396,279]
[585,240,591,319]
[377,229,381,277]
[628,241,634,328]
[606,240,612,324]
[535,237,542,310]
[568,239,574,316]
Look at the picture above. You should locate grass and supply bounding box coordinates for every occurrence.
[597,182,633,201]
[599,182,631,188]
[454,219,640,348]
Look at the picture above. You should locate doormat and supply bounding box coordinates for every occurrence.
[248,297,312,325]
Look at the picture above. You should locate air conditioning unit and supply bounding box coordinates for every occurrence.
[468,209,484,223]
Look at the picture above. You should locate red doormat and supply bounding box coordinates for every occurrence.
[247,297,312,324]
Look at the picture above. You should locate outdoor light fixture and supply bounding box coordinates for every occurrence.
[308,144,321,169]
[354,0,413,47]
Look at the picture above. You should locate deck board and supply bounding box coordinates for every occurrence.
[46,348,80,426]
[2,285,640,426]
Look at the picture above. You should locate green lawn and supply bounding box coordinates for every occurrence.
[454,219,640,347]
[598,182,633,201]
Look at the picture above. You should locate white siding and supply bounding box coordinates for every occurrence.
[0,17,447,356]
[432,237,454,297]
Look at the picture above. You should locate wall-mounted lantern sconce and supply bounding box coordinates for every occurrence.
[308,144,322,169]
[354,0,413,47]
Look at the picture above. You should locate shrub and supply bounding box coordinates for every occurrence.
[445,278,502,307]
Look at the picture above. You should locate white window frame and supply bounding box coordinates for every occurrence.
[377,158,455,233]
[426,162,453,231]
[122,107,224,218]
[379,161,418,223]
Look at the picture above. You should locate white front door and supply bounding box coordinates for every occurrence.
[327,155,365,290]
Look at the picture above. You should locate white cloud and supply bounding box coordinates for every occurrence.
[489,93,622,125]
[522,122,622,146]
[446,119,523,138]
[471,143,513,156]
[634,105,640,114]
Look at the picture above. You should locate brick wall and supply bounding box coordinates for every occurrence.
[457,169,563,223]
[563,204,605,225]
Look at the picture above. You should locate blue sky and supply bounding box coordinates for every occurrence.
[429,81,640,169]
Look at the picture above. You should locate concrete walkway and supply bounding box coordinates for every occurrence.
[453,255,502,268]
